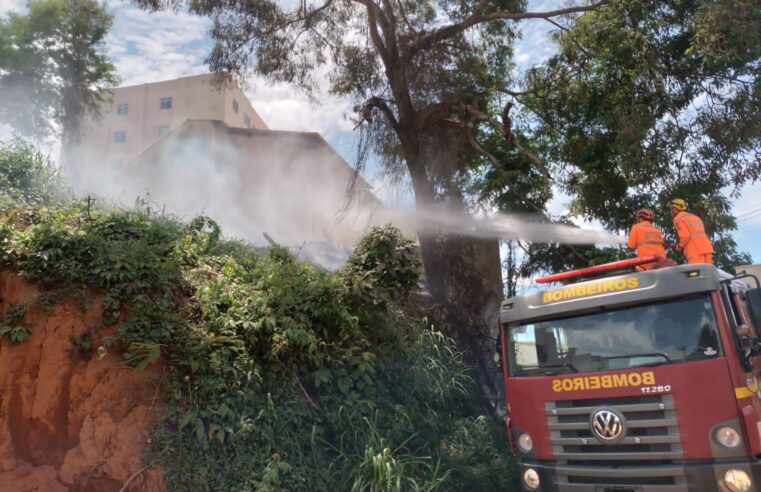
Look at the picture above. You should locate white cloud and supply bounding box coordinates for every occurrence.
[514,22,559,70]
[105,1,210,86]
[513,0,579,72]
[244,78,354,134]
[0,0,23,15]
[0,124,12,141]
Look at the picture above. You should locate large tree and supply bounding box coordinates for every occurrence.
[135,0,608,402]
[463,0,760,284]
[516,0,760,271]
[0,0,118,167]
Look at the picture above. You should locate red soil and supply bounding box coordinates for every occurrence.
[0,271,165,491]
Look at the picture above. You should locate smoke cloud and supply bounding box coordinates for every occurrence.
[65,120,623,269]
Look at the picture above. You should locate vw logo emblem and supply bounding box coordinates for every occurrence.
[590,408,625,442]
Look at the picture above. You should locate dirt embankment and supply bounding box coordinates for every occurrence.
[0,271,165,491]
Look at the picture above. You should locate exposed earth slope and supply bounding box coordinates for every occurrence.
[0,270,164,492]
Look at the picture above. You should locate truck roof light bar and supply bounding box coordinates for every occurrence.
[535,255,665,284]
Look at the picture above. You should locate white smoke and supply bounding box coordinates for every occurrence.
[67,121,379,266]
[65,121,623,269]
[392,208,625,245]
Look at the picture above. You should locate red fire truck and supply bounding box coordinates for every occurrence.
[500,256,761,492]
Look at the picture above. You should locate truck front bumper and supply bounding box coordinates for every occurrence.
[517,459,761,492]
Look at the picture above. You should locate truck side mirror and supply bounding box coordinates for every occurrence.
[736,322,761,358]
[741,337,761,359]
[744,288,761,329]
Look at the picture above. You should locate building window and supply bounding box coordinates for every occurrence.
[113,131,126,143]
[116,103,128,116]
[157,125,169,138]
[160,97,172,110]
[243,114,251,128]
[232,99,239,114]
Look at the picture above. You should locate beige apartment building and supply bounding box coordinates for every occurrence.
[77,73,268,167]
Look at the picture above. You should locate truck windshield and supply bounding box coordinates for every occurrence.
[507,294,722,376]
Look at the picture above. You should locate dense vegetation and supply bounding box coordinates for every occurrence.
[0,140,516,490]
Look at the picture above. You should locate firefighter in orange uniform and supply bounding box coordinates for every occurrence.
[669,198,714,265]
[627,209,666,270]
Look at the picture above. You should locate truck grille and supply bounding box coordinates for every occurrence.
[546,394,687,490]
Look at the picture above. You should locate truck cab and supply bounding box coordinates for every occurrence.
[500,258,761,492]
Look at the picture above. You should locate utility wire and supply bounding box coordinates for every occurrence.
[738,212,761,222]
[737,205,761,218]
[733,202,761,221]
[737,212,761,222]
[736,205,761,216]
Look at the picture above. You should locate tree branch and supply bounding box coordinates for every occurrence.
[395,0,416,34]
[356,96,400,130]
[462,104,553,191]
[299,0,334,28]
[353,0,391,63]
[381,0,398,43]
[492,88,531,97]
[257,0,334,37]
[463,120,502,169]
[409,0,609,57]
[542,16,593,59]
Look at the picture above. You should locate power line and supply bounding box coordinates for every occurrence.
[738,212,761,222]
[737,209,761,221]
[735,203,761,218]
[734,202,761,221]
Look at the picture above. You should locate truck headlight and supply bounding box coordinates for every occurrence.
[522,468,540,490]
[724,469,752,492]
[517,432,533,453]
[716,427,742,448]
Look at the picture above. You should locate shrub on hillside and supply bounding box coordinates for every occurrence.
[0,139,63,206]
[343,224,421,305]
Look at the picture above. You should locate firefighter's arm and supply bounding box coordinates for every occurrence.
[627,227,637,250]
[675,221,689,250]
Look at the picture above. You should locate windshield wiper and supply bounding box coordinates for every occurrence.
[601,352,672,362]
[629,360,671,369]
[519,362,578,375]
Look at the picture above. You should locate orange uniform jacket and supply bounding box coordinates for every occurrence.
[673,211,713,260]
[627,221,666,257]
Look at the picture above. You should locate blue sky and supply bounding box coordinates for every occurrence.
[1,0,759,263]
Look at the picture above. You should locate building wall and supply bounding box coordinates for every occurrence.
[76,73,267,170]
[224,85,268,130]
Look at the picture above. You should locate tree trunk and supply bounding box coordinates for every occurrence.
[425,229,503,411]
[405,144,504,412]
[59,76,84,183]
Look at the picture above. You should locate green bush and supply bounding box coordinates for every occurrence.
[0,162,516,490]
[0,139,63,206]
[343,224,421,306]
